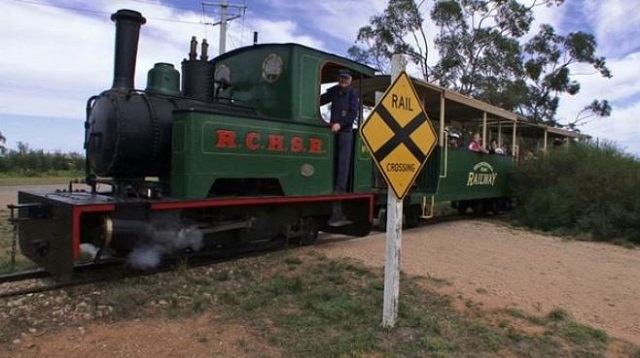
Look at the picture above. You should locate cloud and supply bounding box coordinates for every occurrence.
[0,2,111,119]
[0,0,344,121]
[0,0,637,156]
[583,0,640,57]
[545,0,640,156]
[250,0,386,50]
[242,18,324,49]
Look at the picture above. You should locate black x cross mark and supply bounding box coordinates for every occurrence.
[372,104,427,164]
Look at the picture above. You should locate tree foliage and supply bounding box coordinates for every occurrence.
[349,0,429,77]
[0,130,6,155]
[0,141,84,176]
[522,25,612,124]
[350,0,612,127]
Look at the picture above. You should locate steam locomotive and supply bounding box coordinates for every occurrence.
[13,9,384,278]
[14,8,539,278]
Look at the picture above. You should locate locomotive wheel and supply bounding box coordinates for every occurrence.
[404,205,421,228]
[472,201,488,216]
[457,201,468,215]
[347,220,372,237]
[297,217,319,246]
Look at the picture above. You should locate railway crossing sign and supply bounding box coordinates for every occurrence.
[360,71,438,199]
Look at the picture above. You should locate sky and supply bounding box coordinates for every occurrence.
[0,0,638,156]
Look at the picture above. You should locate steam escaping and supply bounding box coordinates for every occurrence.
[128,244,163,270]
[126,213,204,270]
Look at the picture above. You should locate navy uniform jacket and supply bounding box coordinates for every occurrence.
[320,85,359,133]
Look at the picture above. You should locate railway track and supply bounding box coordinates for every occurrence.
[0,260,126,300]
[0,212,488,300]
[0,236,344,300]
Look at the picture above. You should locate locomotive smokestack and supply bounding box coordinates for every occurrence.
[111,9,146,91]
[189,36,198,61]
[200,39,209,61]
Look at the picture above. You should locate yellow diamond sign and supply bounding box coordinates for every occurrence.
[360,72,438,199]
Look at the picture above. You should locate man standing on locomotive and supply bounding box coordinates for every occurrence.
[320,69,359,193]
[320,69,359,226]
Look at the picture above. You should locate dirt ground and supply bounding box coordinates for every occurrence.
[0,185,66,209]
[7,314,273,358]
[2,185,639,356]
[316,220,640,345]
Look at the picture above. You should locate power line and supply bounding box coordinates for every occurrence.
[201,3,210,40]
[127,0,198,12]
[10,0,206,25]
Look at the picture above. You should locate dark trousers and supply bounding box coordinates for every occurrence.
[334,131,353,192]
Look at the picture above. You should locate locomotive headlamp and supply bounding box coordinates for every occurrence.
[262,53,283,82]
[215,64,231,84]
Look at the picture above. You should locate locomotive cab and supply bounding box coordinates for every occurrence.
[205,44,377,196]
[170,44,376,199]
[211,44,375,125]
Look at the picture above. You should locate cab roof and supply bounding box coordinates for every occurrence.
[212,42,377,80]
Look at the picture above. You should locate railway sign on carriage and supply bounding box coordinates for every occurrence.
[360,71,438,199]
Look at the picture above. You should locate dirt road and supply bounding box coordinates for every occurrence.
[315,220,640,345]
[0,185,66,208]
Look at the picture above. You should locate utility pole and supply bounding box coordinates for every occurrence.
[202,1,246,55]
[219,0,228,54]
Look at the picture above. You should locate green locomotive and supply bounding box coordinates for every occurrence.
[12,9,581,278]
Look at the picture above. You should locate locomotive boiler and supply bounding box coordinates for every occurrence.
[85,9,255,188]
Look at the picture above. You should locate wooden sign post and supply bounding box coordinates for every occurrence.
[360,54,438,328]
[382,54,407,328]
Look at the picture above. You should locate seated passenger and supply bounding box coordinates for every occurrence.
[489,139,505,155]
[468,133,488,154]
[553,138,563,148]
[448,133,461,148]
[523,150,535,161]
[500,143,510,156]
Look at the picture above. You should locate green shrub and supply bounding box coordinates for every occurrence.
[511,142,640,244]
[0,143,84,175]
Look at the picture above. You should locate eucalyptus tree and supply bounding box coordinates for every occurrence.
[522,24,612,125]
[0,130,6,155]
[350,0,612,126]
[348,0,430,78]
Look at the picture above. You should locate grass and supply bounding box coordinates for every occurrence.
[0,171,84,185]
[0,171,85,273]
[1,250,635,357]
[0,210,32,273]
[506,307,526,319]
